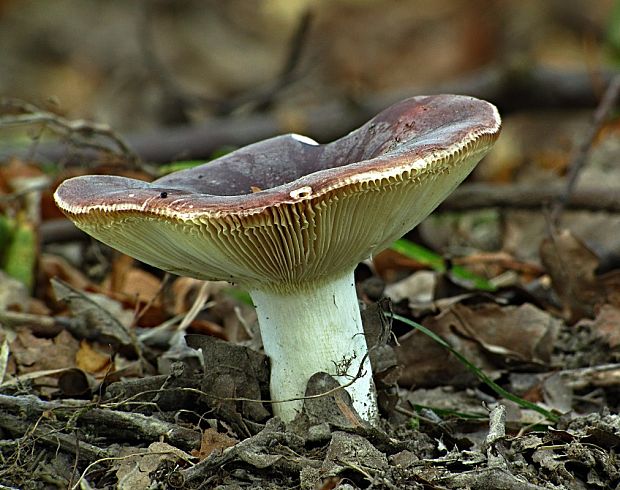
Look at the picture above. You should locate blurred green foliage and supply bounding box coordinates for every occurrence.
[607,0,620,63]
[390,239,496,292]
[0,213,36,290]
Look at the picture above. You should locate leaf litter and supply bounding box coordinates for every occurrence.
[0,214,619,489]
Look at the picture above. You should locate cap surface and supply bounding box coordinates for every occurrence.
[55,95,501,292]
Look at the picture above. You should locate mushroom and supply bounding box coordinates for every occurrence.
[54,95,500,423]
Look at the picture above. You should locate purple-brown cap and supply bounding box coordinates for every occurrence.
[54,95,500,292]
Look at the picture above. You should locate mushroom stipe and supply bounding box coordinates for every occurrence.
[54,95,501,424]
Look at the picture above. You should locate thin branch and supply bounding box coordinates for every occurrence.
[216,9,314,114]
[137,1,214,118]
[3,66,618,165]
[104,353,372,409]
[439,182,620,213]
[0,394,201,450]
[138,3,313,118]
[0,98,139,165]
[551,74,620,224]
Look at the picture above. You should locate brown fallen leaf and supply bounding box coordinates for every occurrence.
[540,229,602,322]
[303,372,366,430]
[51,278,135,349]
[373,248,429,282]
[8,328,80,395]
[582,304,620,349]
[75,340,113,375]
[396,302,559,388]
[57,367,96,397]
[10,328,79,375]
[39,253,96,293]
[396,310,483,389]
[104,254,168,327]
[449,302,558,365]
[186,334,271,430]
[168,277,208,316]
[191,428,237,460]
[453,251,544,283]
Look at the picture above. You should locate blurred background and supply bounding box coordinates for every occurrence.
[0,0,614,126]
[0,0,619,262]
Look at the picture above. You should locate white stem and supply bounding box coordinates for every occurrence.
[249,271,378,423]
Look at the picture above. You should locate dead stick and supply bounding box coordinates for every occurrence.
[0,411,112,462]
[0,394,201,450]
[551,74,620,224]
[2,66,618,165]
[440,182,620,213]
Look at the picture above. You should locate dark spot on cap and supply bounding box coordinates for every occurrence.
[160,191,168,198]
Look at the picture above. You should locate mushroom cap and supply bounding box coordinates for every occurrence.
[55,95,500,292]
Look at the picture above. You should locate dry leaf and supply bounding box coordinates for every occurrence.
[540,229,602,322]
[75,340,112,374]
[116,442,191,490]
[587,304,620,349]
[51,278,134,348]
[396,302,559,388]
[373,248,428,282]
[8,328,79,394]
[192,428,237,460]
[448,303,558,365]
[39,253,96,293]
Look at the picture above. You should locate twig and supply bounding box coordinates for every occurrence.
[0,310,74,337]
[439,181,620,213]
[0,180,50,204]
[138,4,313,119]
[0,98,139,165]
[3,66,617,165]
[40,180,620,247]
[483,404,506,466]
[0,411,112,462]
[130,273,172,328]
[558,362,620,389]
[107,353,371,409]
[217,9,314,114]
[0,394,201,450]
[71,450,194,490]
[137,1,213,120]
[551,74,620,224]
[181,418,304,483]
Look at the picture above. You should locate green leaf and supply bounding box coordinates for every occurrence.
[223,287,254,306]
[390,239,496,291]
[156,160,205,176]
[607,0,620,63]
[406,417,420,430]
[1,214,37,291]
[390,313,560,423]
[391,239,445,270]
[0,215,13,251]
[156,146,238,177]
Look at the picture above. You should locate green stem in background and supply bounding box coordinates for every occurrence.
[390,239,497,292]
